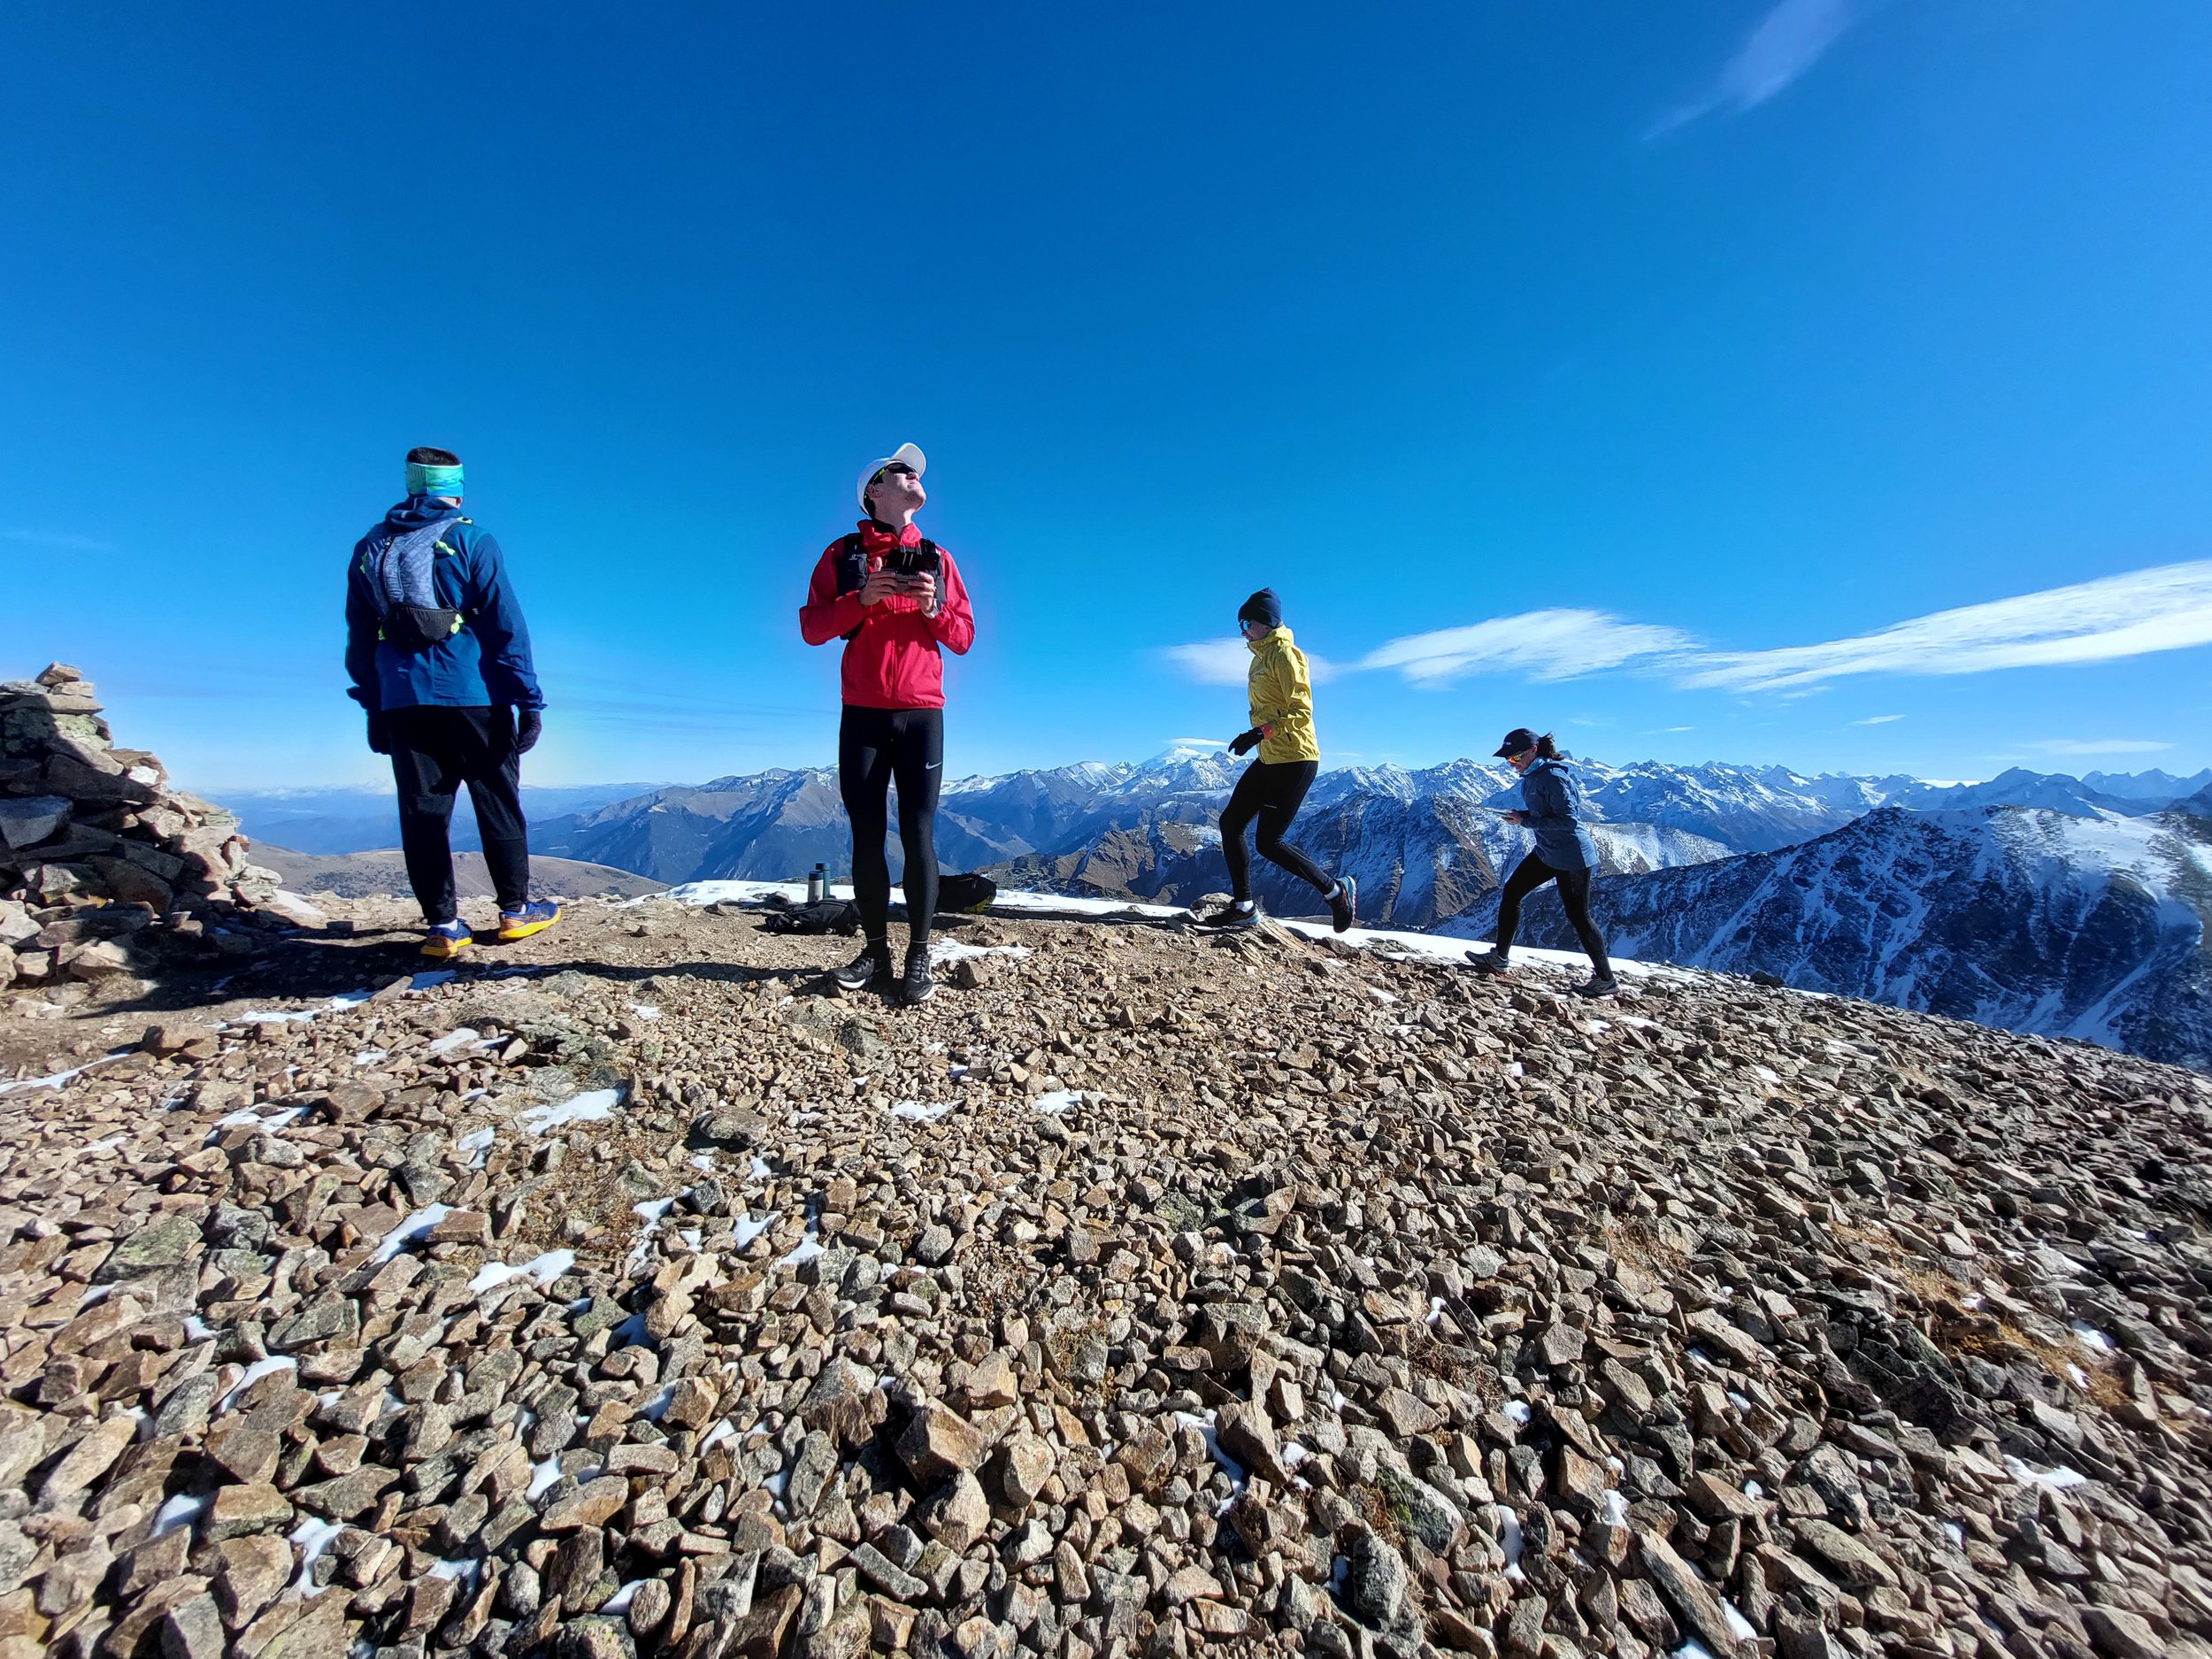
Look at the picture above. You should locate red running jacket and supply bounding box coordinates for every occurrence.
[798,519,976,710]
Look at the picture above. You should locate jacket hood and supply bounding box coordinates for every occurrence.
[381,495,465,533]
[854,518,923,553]
[1247,626,1295,655]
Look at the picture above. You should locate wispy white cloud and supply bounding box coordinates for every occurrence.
[1359,610,1696,687]
[2,527,110,551]
[1650,0,1863,138]
[1679,561,2212,692]
[1157,640,1339,686]
[1853,713,1905,725]
[2024,738,2174,757]
[1165,736,1227,749]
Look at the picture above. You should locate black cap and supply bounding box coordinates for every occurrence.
[1494,727,1540,758]
[1238,588,1283,630]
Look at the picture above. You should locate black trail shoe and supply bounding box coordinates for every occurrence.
[903,945,936,1006]
[1573,973,1620,999]
[833,940,894,991]
[1328,876,1358,933]
[1468,950,1511,976]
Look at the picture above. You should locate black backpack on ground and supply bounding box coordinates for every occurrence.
[937,872,996,915]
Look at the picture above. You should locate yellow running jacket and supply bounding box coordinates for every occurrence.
[1247,627,1322,764]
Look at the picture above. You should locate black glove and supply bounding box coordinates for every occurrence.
[1229,726,1264,757]
[514,709,543,754]
[365,710,396,756]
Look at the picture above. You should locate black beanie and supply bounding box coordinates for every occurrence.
[1238,588,1283,630]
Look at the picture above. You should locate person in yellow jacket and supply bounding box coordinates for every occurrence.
[1217,589,1357,933]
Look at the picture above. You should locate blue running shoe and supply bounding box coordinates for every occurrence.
[421,919,474,960]
[496,900,561,943]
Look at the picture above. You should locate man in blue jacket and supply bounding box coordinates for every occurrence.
[345,446,559,958]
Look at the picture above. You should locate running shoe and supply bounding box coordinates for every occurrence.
[1468,950,1510,976]
[1210,903,1261,931]
[833,940,895,991]
[496,900,562,942]
[903,946,936,1006]
[1328,876,1358,934]
[1572,974,1620,999]
[421,920,474,960]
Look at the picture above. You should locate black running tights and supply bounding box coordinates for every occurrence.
[1493,852,1611,976]
[839,704,942,947]
[1220,758,1333,902]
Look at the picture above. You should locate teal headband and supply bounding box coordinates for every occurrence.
[405,460,465,497]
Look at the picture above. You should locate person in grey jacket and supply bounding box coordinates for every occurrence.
[1470,727,1617,996]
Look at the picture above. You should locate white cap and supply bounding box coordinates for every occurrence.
[857,442,926,512]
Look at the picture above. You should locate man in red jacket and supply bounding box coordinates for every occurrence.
[799,442,976,1004]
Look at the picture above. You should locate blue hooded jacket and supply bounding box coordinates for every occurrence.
[1516,757,1599,871]
[344,500,544,713]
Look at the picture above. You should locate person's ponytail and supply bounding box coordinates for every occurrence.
[1534,733,1560,761]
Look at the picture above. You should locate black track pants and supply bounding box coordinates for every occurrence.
[1219,758,1333,902]
[388,705,531,925]
[839,705,943,947]
[1492,851,1611,976]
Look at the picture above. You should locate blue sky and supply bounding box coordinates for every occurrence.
[5,1,2210,791]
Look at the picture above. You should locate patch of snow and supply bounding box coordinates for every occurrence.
[1502,1400,1532,1426]
[602,1581,645,1616]
[411,970,457,990]
[372,1205,457,1264]
[889,1100,955,1121]
[427,1028,480,1056]
[519,1088,624,1134]
[627,1003,661,1020]
[1493,1505,1526,1581]
[290,1516,346,1592]
[700,1419,736,1453]
[471,1249,576,1296]
[2005,1455,2089,1491]
[458,1126,496,1169]
[930,939,1032,964]
[2070,1322,2116,1355]
[353,1048,389,1066]
[1174,1409,1248,1491]
[733,1213,776,1250]
[750,1155,772,1179]
[219,1356,298,1412]
[1033,1090,1080,1116]
[0,1051,133,1094]
[152,1492,210,1539]
[329,988,374,1009]
[526,1458,565,1500]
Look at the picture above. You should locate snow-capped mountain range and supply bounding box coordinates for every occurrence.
[218,752,2212,1068]
[1444,800,2212,1072]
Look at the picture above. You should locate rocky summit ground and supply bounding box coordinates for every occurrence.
[2,893,2210,1659]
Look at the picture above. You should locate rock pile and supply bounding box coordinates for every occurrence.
[1,663,313,997]
[0,895,2209,1659]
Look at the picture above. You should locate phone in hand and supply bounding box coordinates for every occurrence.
[884,543,941,577]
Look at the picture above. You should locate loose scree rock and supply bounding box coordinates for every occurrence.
[2,672,2211,1659]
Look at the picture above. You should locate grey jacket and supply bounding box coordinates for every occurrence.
[1517,757,1599,871]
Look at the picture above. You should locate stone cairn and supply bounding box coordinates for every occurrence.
[0,663,312,996]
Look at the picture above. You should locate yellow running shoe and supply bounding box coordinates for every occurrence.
[496,900,561,942]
